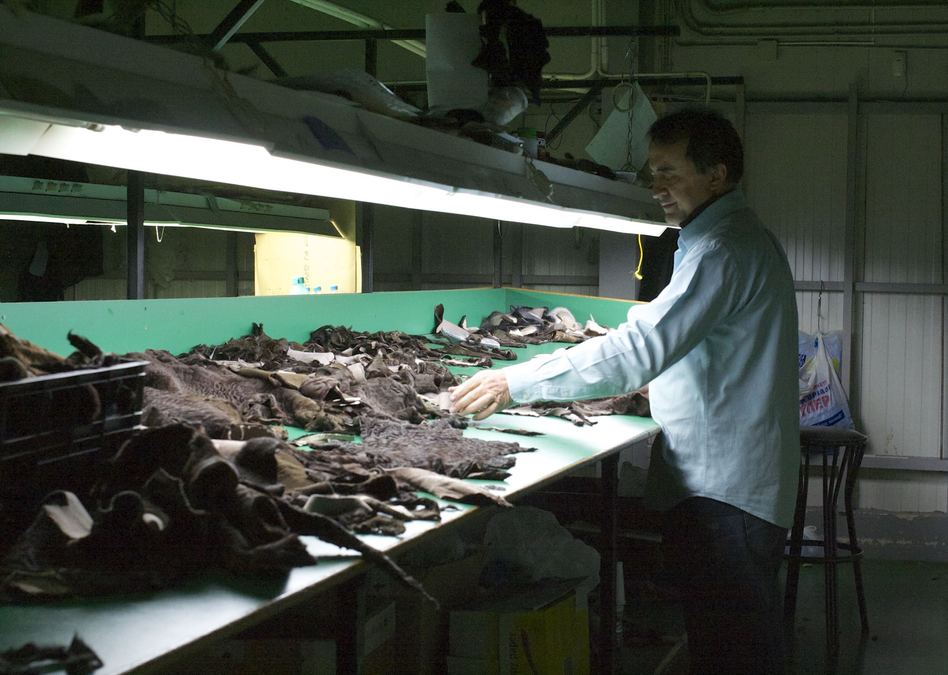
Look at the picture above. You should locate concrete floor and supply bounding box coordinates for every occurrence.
[617,558,948,674]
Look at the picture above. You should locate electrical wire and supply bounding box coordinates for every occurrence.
[634,234,644,280]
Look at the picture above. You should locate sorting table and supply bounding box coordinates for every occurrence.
[0,342,660,674]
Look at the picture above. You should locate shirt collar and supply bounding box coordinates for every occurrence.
[678,187,747,251]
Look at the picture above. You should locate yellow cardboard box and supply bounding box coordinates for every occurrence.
[448,578,589,675]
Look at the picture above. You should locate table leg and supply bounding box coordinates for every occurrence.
[337,578,359,674]
[599,453,619,675]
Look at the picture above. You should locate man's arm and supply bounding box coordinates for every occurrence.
[449,369,511,420]
[452,239,741,418]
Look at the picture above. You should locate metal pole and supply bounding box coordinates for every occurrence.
[209,0,267,52]
[126,172,145,300]
[512,224,524,288]
[546,80,607,144]
[942,116,948,464]
[357,203,374,293]
[226,232,238,296]
[247,41,287,77]
[364,38,377,78]
[411,212,423,290]
[146,25,681,45]
[493,221,503,288]
[842,83,859,395]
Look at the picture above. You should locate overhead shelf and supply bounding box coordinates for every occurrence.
[0,176,337,237]
[0,8,665,236]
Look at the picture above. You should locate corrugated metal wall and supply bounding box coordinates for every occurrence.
[863,116,942,285]
[860,294,942,452]
[372,205,601,295]
[745,110,947,513]
[744,112,847,334]
[521,226,600,293]
[420,211,495,290]
[857,114,946,511]
[369,205,415,292]
[68,228,255,301]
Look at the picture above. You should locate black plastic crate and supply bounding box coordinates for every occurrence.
[0,360,147,497]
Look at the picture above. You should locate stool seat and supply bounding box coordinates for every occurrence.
[800,426,868,451]
[784,426,869,670]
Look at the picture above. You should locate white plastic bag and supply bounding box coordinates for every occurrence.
[798,332,854,428]
[482,506,600,596]
[798,330,842,374]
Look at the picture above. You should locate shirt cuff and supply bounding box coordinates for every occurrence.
[503,350,571,403]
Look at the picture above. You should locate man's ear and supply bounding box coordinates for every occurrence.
[709,163,729,192]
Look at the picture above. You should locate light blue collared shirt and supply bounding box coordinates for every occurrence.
[504,188,800,527]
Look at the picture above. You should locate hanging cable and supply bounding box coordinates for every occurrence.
[615,39,645,284]
[634,234,644,280]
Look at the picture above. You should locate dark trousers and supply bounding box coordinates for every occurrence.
[661,497,788,675]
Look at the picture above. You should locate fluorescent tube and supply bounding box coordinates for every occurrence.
[2,115,667,236]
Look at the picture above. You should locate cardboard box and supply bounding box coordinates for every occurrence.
[361,551,487,675]
[358,599,397,675]
[447,655,500,675]
[179,638,336,675]
[448,578,589,675]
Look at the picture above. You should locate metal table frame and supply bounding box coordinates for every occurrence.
[0,412,659,674]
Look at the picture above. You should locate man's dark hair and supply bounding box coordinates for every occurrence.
[648,108,744,184]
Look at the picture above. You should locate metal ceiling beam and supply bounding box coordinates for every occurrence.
[209,0,267,51]
[147,24,680,45]
[387,75,744,95]
[364,38,377,78]
[247,41,287,77]
[546,80,608,143]
[543,75,744,88]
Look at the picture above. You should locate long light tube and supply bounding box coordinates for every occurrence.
[0,213,321,235]
[8,117,667,237]
[0,175,335,236]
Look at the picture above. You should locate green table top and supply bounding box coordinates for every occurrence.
[0,341,659,674]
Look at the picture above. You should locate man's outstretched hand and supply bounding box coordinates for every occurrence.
[449,369,512,420]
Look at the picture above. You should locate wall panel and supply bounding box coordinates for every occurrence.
[854,472,948,513]
[421,212,495,280]
[744,113,847,286]
[864,115,942,284]
[529,284,599,298]
[521,226,599,280]
[69,278,125,301]
[372,205,414,277]
[858,294,942,458]
[806,471,947,513]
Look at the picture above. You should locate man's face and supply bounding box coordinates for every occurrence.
[647,138,724,226]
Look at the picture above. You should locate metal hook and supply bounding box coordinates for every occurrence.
[817,280,825,334]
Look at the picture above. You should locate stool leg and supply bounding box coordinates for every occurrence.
[844,477,869,633]
[822,452,840,669]
[784,459,809,627]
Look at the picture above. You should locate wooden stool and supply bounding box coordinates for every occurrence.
[784,426,870,667]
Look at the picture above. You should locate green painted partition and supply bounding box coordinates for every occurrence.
[505,288,641,328]
[0,287,638,356]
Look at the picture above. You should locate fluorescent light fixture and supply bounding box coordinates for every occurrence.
[0,114,667,237]
[0,175,336,236]
[0,10,667,238]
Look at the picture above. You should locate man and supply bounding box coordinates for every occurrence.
[451,108,799,674]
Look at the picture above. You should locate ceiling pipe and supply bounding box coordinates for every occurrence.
[681,0,948,35]
[707,0,948,9]
[288,0,681,86]
[547,0,610,81]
